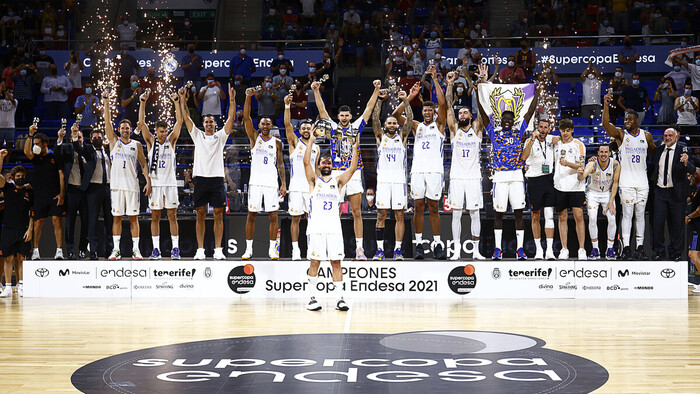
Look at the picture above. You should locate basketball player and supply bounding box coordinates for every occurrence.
[477,82,540,260]
[685,173,700,293]
[303,127,359,311]
[283,96,319,260]
[242,87,287,260]
[393,64,448,260]
[311,79,382,260]
[603,93,655,260]
[180,85,237,260]
[553,118,587,260]
[445,71,485,260]
[136,90,182,259]
[579,144,620,260]
[371,86,416,260]
[521,119,559,260]
[103,92,152,260]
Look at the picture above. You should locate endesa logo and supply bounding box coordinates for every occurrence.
[447,265,476,295]
[559,268,609,279]
[100,268,147,278]
[228,264,256,294]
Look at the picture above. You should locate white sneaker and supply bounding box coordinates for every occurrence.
[132,250,143,260]
[193,248,206,260]
[291,249,301,261]
[450,251,460,260]
[692,285,700,294]
[336,298,350,311]
[558,248,569,260]
[0,286,11,297]
[545,249,556,260]
[31,249,40,260]
[108,250,121,260]
[472,250,486,260]
[54,249,64,260]
[534,249,544,260]
[577,248,587,260]
[307,297,322,311]
[241,248,253,260]
[213,249,226,260]
[17,285,23,297]
[269,246,279,261]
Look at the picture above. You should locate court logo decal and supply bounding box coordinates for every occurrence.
[448,265,476,294]
[71,331,609,393]
[227,264,256,294]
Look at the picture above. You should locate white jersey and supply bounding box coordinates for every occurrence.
[553,138,586,192]
[587,159,615,193]
[377,134,407,184]
[148,140,177,187]
[412,122,444,174]
[289,140,319,192]
[308,176,342,234]
[250,135,279,188]
[110,139,140,192]
[618,129,649,188]
[450,127,481,180]
[192,126,227,178]
[525,135,556,178]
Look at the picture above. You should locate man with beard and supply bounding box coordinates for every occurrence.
[303,128,359,312]
[284,95,319,260]
[603,92,655,259]
[371,85,416,260]
[445,72,485,260]
[241,87,287,260]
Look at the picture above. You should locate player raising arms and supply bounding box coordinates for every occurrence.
[303,127,359,312]
[284,95,319,260]
[136,89,183,259]
[445,70,486,260]
[603,92,655,260]
[241,87,287,260]
[103,90,152,260]
[371,84,416,260]
[393,64,448,260]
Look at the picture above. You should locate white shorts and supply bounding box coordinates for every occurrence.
[111,190,140,216]
[586,190,612,211]
[619,186,649,206]
[331,169,363,199]
[492,181,526,212]
[308,232,344,261]
[376,182,407,210]
[448,178,483,210]
[410,172,443,200]
[149,186,179,210]
[248,185,279,212]
[288,191,310,216]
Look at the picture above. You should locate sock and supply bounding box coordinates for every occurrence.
[292,241,300,252]
[395,241,402,250]
[376,227,384,250]
[591,239,599,249]
[333,280,344,299]
[307,275,318,298]
[534,238,542,253]
[516,230,524,249]
[607,239,614,249]
[452,209,462,253]
[132,237,140,252]
[269,240,276,250]
[33,247,38,252]
[494,229,502,250]
[17,280,22,286]
[472,239,480,255]
[546,238,554,251]
[433,235,441,243]
[113,236,120,251]
[152,236,160,250]
[214,247,223,254]
[246,239,253,250]
[171,235,179,249]
[634,203,645,246]
[415,233,422,242]
[356,238,363,250]
[4,283,9,288]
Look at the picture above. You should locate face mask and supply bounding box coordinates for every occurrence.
[269,9,275,16]
[185,21,190,26]
[32,145,42,155]
[695,59,700,66]
[364,23,370,29]
[686,89,693,95]
[287,9,293,14]
[268,27,274,32]
[557,24,563,29]
[615,71,622,77]
[14,177,25,186]
[632,79,640,86]
[475,24,481,30]
[508,61,515,67]
[407,71,414,76]
[287,25,294,31]
[92,138,102,148]
[85,87,92,94]
[395,57,403,62]
[435,54,442,60]
[50,68,58,75]
[234,80,241,86]
[265,82,272,88]
[430,31,438,38]
[588,73,595,79]
[458,22,465,28]
[366,195,374,202]
[391,51,397,56]
[19,69,27,76]
[349,9,354,14]
[280,69,287,74]
[413,43,418,49]
[207,79,215,85]
[123,20,129,26]
[383,7,389,12]
[240,49,246,55]
[603,20,609,26]
[456,87,464,94]
[309,67,316,73]
[44,27,52,34]
[653,13,660,18]
[40,50,46,56]
[131,81,139,88]
[674,66,681,71]
[330,24,336,29]
[388,79,395,85]
[522,18,527,23]
[191,86,197,92]
[278,55,284,60]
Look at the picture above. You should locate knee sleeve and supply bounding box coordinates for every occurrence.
[469,209,481,238]
[621,203,634,245]
[544,206,554,229]
[451,209,462,243]
[606,211,617,240]
[588,208,599,240]
[634,203,646,239]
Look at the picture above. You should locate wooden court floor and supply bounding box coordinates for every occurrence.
[1,293,699,393]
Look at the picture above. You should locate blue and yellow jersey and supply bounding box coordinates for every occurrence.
[330,118,366,170]
[486,120,528,171]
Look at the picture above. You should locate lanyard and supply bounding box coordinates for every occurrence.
[537,139,547,161]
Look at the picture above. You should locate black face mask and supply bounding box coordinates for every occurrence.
[188,48,194,53]
[50,68,58,75]
[14,177,26,186]
[92,138,103,148]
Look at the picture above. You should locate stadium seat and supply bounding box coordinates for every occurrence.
[641,81,657,95]
[630,21,642,34]
[400,25,412,35]
[670,20,687,32]
[560,92,580,109]
[302,26,318,38]
[414,7,430,18]
[413,25,425,35]
[556,82,572,95]
[573,82,582,97]
[570,117,589,126]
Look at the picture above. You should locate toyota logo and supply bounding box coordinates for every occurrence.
[660,268,676,278]
[35,268,49,277]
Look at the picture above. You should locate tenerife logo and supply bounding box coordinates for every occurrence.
[228,264,256,294]
[71,331,609,393]
[448,265,476,294]
[508,268,552,279]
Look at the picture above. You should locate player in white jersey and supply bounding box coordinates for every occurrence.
[103,91,151,260]
[579,144,620,260]
[303,128,359,312]
[242,87,287,260]
[603,93,655,260]
[393,64,447,260]
[181,84,237,260]
[312,79,381,260]
[552,118,587,260]
[371,86,416,261]
[283,95,319,260]
[444,71,485,260]
[136,89,182,260]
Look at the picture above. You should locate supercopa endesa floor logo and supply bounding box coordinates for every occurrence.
[71,331,609,393]
[448,264,477,295]
[228,264,256,294]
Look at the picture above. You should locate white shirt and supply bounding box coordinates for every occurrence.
[148,140,178,187]
[289,141,319,192]
[117,22,138,47]
[587,158,615,193]
[598,25,615,44]
[525,135,555,178]
[301,0,315,15]
[65,61,81,89]
[249,135,279,188]
[308,176,342,234]
[0,99,17,129]
[656,143,676,188]
[450,127,481,180]
[553,138,586,192]
[110,139,139,192]
[90,148,111,184]
[200,85,222,116]
[582,76,602,106]
[456,47,479,64]
[412,122,445,174]
[689,63,700,91]
[377,134,407,183]
[191,126,228,178]
[343,11,361,25]
[618,129,649,188]
[676,96,698,125]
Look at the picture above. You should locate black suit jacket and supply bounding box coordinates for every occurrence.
[59,141,87,190]
[80,143,110,192]
[648,141,696,202]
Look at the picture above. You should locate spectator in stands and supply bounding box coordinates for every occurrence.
[618,36,640,81]
[40,64,72,120]
[262,22,281,42]
[1,7,21,47]
[12,63,34,128]
[74,82,99,128]
[580,61,602,119]
[114,44,140,97]
[598,18,615,45]
[64,50,83,105]
[322,0,339,22]
[618,73,650,122]
[649,8,670,44]
[531,1,552,35]
[2,58,17,88]
[322,18,340,46]
[265,7,282,31]
[85,39,107,85]
[420,24,444,60]
[316,44,342,105]
[515,38,536,82]
[451,80,471,116]
[271,50,294,76]
[120,75,143,126]
[386,23,403,48]
[469,22,488,47]
[300,0,316,25]
[499,56,526,84]
[452,19,470,40]
[185,84,200,136]
[457,39,479,69]
[0,83,17,149]
[363,188,377,213]
[199,73,226,125]
[300,62,321,121]
[273,64,294,118]
[538,62,559,119]
[229,45,256,87]
[665,62,690,96]
[283,22,300,42]
[289,79,308,130]
[140,67,160,121]
[406,38,425,76]
[343,5,361,27]
[609,66,628,120]
[117,15,138,50]
[510,14,528,43]
[399,66,421,120]
[55,24,67,48]
[552,21,570,47]
[179,18,196,46]
[372,4,395,25]
[353,20,380,76]
[675,54,700,102]
[34,45,55,92]
[181,44,204,89]
[386,48,407,78]
[432,48,449,77]
[283,5,300,26]
[232,74,246,107]
[655,77,677,125]
[42,20,56,44]
[675,83,699,134]
[256,76,277,120]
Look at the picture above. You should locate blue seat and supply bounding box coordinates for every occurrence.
[573,82,582,96]
[570,116,589,126]
[302,26,318,38]
[560,92,580,109]
[641,81,657,94]
[630,21,642,34]
[670,20,687,32]
[400,25,412,35]
[414,7,430,18]
[413,25,425,35]
[556,81,572,95]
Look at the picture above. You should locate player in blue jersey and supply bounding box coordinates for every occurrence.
[477,83,540,260]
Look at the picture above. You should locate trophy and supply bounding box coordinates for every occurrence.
[318,74,330,84]
[73,114,82,141]
[184,80,194,90]
[61,118,67,130]
[313,119,333,139]
[32,117,40,128]
[335,126,358,164]
[428,59,435,66]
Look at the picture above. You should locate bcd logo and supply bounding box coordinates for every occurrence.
[59,269,69,277]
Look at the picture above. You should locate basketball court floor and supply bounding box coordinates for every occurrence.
[1,279,698,393]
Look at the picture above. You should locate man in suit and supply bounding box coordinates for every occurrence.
[57,122,89,259]
[81,128,113,260]
[649,127,696,260]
